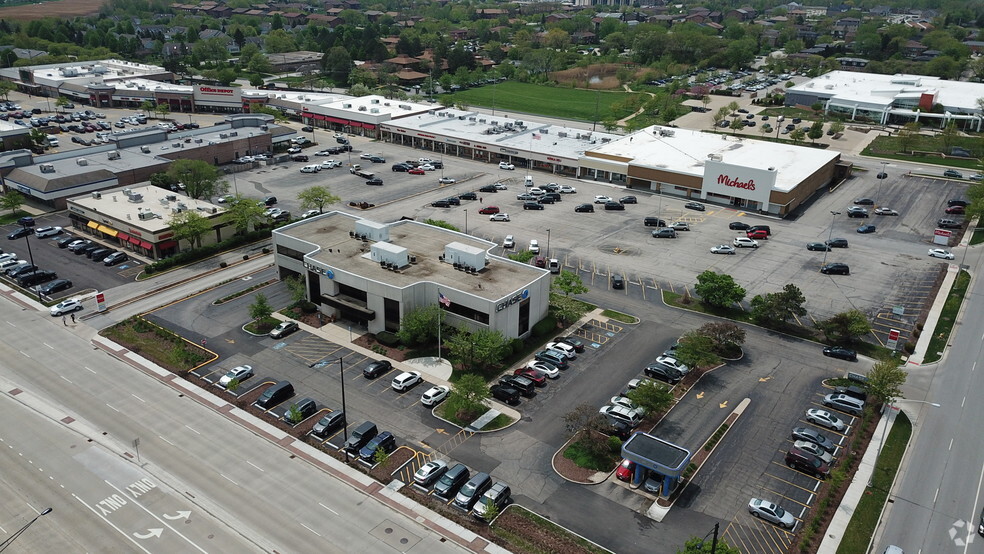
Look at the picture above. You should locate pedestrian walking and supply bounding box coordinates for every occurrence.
[71,313,76,323]
[62,315,67,326]
[201,338,207,346]
[480,197,483,203]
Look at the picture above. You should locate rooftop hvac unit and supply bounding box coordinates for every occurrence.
[76,158,88,166]
[558,132,568,138]
[166,194,177,201]
[228,131,237,137]
[107,151,121,160]
[371,98,379,104]
[176,202,188,211]
[343,103,352,108]
[172,142,181,148]
[468,117,476,121]
[260,125,268,131]
[90,191,101,199]
[358,106,367,111]
[122,188,131,196]
[219,133,229,139]
[194,138,203,143]
[39,164,55,173]
[478,118,486,123]
[127,193,144,203]
[138,210,156,220]
[370,108,379,114]
[398,104,410,110]
[140,146,151,153]
[542,129,548,134]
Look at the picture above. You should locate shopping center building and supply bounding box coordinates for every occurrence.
[786,71,984,130]
[581,126,846,216]
[272,211,551,338]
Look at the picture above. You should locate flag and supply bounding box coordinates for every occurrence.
[438,292,451,307]
[532,133,541,140]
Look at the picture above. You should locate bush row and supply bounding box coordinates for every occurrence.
[144,229,271,275]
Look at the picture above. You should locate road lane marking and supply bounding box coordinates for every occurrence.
[221,474,238,485]
[300,522,323,537]
[246,460,264,472]
[106,404,120,412]
[73,493,153,553]
[158,435,175,446]
[60,375,72,384]
[318,502,338,515]
[106,480,207,553]
[84,366,96,374]
[131,394,145,403]
[185,425,200,435]
[19,351,29,358]
[43,342,54,350]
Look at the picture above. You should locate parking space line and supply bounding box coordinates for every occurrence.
[765,468,825,491]
[734,517,776,554]
[761,485,813,509]
[721,519,755,554]
[637,277,646,300]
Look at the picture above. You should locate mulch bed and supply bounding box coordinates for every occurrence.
[352,333,410,362]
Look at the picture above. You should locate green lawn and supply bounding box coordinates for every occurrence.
[836,412,912,554]
[446,82,642,122]
[923,269,970,363]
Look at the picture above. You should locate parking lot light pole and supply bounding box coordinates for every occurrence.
[822,211,840,269]
[337,356,349,462]
[0,507,52,552]
[546,229,551,259]
[19,221,40,302]
[463,209,468,235]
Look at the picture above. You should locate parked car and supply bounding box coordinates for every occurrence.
[733,237,759,248]
[574,203,594,213]
[710,244,736,255]
[413,460,448,488]
[853,198,874,205]
[619,196,637,204]
[49,298,83,316]
[874,207,899,216]
[433,463,470,499]
[104,251,129,266]
[489,384,520,405]
[616,459,636,482]
[599,404,644,426]
[937,219,962,229]
[420,385,450,406]
[38,279,72,295]
[525,360,560,379]
[533,350,568,370]
[793,440,834,465]
[822,346,857,361]
[611,274,624,289]
[34,226,62,238]
[826,238,849,248]
[498,162,515,170]
[644,363,683,384]
[554,336,585,353]
[513,367,547,386]
[282,397,317,424]
[847,207,869,218]
[684,201,705,211]
[311,411,346,438]
[928,248,954,260]
[359,431,396,461]
[651,228,676,239]
[473,480,511,520]
[856,224,876,234]
[669,221,690,231]
[820,263,850,275]
[478,206,500,215]
[645,217,667,227]
[269,321,299,338]
[748,498,797,529]
[7,227,31,240]
[785,446,830,478]
[805,409,847,432]
[943,169,963,178]
[604,201,625,211]
[523,201,544,211]
[218,365,253,388]
[792,427,836,452]
[728,221,750,230]
[362,359,393,379]
[807,242,830,251]
[746,229,768,240]
[822,393,865,415]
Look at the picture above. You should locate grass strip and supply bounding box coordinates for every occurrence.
[923,269,969,363]
[836,412,912,554]
[600,309,638,324]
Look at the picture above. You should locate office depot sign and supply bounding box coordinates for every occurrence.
[701,160,776,205]
[194,85,242,103]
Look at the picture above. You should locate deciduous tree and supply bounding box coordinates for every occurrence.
[446,328,509,371]
[865,359,907,407]
[167,159,225,200]
[750,284,807,328]
[626,379,674,415]
[673,331,720,370]
[816,309,871,344]
[396,305,442,346]
[694,270,746,309]
[248,292,273,324]
[224,195,265,234]
[297,185,340,214]
[169,209,212,249]
[0,190,24,213]
[697,322,746,355]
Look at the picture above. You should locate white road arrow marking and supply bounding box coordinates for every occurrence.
[162,510,191,521]
[133,528,163,540]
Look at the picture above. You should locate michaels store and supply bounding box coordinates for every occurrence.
[581,126,849,216]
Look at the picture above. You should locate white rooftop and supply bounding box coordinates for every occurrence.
[586,125,840,193]
[789,71,984,112]
[69,184,225,234]
[385,108,620,162]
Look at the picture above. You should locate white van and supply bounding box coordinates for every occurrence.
[524,175,534,187]
[548,259,560,273]
[46,135,59,147]
[300,164,321,173]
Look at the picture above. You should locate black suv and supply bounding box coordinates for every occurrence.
[826,238,849,248]
[644,364,682,384]
[363,360,393,379]
[523,201,544,210]
[489,384,520,405]
[479,185,498,193]
[785,447,829,478]
[820,263,850,275]
[644,217,666,227]
[434,463,470,499]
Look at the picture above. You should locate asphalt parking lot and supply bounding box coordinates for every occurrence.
[1,215,140,304]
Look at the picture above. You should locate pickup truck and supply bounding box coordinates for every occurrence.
[349,164,375,179]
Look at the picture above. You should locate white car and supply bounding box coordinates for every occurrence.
[35,226,63,238]
[654,355,689,374]
[391,371,422,392]
[420,385,450,406]
[529,239,540,254]
[498,161,515,170]
[218,365,254,388]
[287,147,302,154]
[360,153,375,160]
[503,235,515,248]
[528,187,546,196]
[545,341,577,359]
[805,409,847,432]
[419,164,436,171]
[928,248,954,260]
[711,244,736,255]
[599,404,644,426]
[490,213,510,222]
[493,183,508,190]
[417,158,434,164]
[413,460,448,486]
[733,237,759,248]
[216,194,234,203]
[609,396,642,411]
[874,207,899,216]
[669,221,690,231]
[438,177,456,184]
[301,209,321,219]
[49,298,83,316]
[559,185,576,193]
[299,165,320,173]
[748,498,796,529]
[525,360,559,378]
[314,150,333,156]
[320,160,341,169]
[594,195,613,204]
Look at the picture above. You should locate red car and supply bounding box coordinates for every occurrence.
[945,205,965,214]
[478,206,500,215]
[616,459,636,482]
[746,229,768,240]
[534,256,547,268]
[408,168,426,175]
[513,367,547,386]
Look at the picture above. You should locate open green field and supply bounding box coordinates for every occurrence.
[446,82,641,122]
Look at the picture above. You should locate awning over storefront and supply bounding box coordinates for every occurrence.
[363,124,377,130]
[321,294,375,320]
[157,240,177,249]
[139,240,153,250]
[97,225,117,237]
[116,232,130,241]
[128,236,141,245]
[348,121,363,128]
[86,221,98,229]
[326,116,347,125]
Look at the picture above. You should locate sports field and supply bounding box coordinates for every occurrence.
[0,0,104,20]
[448,82,641,122]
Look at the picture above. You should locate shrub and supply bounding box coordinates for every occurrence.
[607,435,622,452]
[220,261,228,268]
[376,331,400,347]
[532,315,557,337]
[262,247,270,254]
[903,341,915,354]
[243,254,249,260]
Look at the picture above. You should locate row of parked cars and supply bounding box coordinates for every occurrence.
[489,336,584,405]
[414,459,512,520]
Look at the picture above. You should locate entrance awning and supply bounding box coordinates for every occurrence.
[86,221,98,229]
[326,116,347,125]
[157,240,177,249]
[139,240,152,250]
[97,225,117,237]
[320,294,375,320]
[128,236,141,245]
[116,232,130,241]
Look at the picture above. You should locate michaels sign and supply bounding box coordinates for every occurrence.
[701,160,777,205]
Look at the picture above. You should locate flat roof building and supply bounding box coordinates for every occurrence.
[272,211,551,338]
[786,71,984,130]
[581,125,843,216]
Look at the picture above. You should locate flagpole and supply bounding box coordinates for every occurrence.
[438,304,442,360]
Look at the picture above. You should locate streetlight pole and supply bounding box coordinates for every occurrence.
[546,228,551,259]
[463,209,468,235]
[19,220,40,303]
[822,211,840,269]
[0,507,52,551]
[311,356,350,462]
